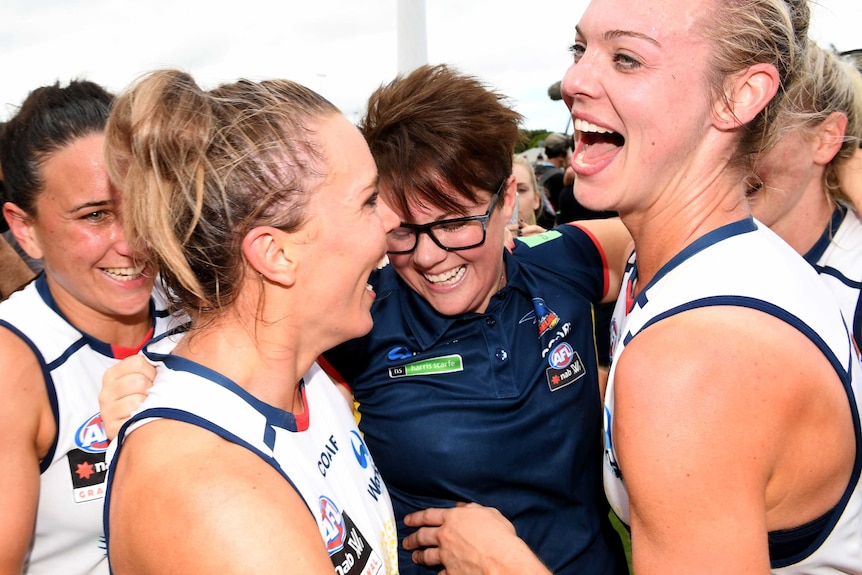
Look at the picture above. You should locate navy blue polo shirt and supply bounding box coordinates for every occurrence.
[322,224,627,575]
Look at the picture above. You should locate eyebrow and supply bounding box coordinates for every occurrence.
[67,200,112,215]
[576,25,662,48]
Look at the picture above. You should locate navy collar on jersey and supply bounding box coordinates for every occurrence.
[142,322,304,432]
[35,273,158,359]
[629,216,758,310]
[804,203,848,266]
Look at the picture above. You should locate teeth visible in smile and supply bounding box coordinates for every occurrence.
[377,254,390,269]
[574,118,615,134]
[425,265,465,285]
[104,265,145,281]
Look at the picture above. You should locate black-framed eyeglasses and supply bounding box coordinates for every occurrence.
[386,179,507,255]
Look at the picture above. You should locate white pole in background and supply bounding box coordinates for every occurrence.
[397,0,428,74]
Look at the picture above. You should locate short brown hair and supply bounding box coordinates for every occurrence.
[361,64,523,219]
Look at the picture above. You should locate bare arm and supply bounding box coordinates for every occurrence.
[0,330,53,573]
[403,503,551,575]
[613,306,847,574]
[109,420,335,574]
[568,217,631,303]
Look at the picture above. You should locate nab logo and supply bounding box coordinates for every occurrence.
[549,343,574,369]
[350,430,369,469]
[320,495,346,554]
[75,413,109,453]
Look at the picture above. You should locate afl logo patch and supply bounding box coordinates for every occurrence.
[320,495,346,553]
[75,413,109,453]
[548,343,574,369]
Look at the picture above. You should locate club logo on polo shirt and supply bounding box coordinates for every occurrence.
[532,298,560,336]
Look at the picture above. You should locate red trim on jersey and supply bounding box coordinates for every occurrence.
[294,383,310,432]
[317,354,352,394]
[111,326,154,359]
[568,223,611,299]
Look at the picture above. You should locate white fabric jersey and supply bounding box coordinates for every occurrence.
[604,218,862,574]
[807,204,862,348]
[0,276,174,575]
[106,330,399,574]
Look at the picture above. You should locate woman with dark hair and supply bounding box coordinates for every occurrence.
[0,80,170,574]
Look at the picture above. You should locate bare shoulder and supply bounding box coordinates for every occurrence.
[109,420,334,574]
[619,304,843,401]
[614,305,853,527]
[0,326,53,453]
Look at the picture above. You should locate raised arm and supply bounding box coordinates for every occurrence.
[569,217,632,304]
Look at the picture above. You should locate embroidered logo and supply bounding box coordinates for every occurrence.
[548,343,574,369]
[386,346,413,361]
[75,412,109,453]
[545,350,586,392]
[532,298,560,337]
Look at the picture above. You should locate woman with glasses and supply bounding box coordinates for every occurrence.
[404,0,861,572]
[101,63,632,574]
[320,64,631,575]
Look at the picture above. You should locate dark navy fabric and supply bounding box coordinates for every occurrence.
[323,224,627,575]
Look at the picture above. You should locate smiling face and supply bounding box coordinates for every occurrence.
[7,133,155,327]
[386,177,511,317]
[296,114,399,347]
[561,0,716,215]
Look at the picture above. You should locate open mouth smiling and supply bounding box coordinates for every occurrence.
[573,118,626,169]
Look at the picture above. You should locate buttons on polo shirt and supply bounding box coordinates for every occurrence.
[486,317,497,327]
[495,348,508,362]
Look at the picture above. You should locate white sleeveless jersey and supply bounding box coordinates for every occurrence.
[604,218,862,574]
[0,276,174,575]
[106,331,399,574]
[807,204,862,348]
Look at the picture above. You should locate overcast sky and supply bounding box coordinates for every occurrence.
[1,0,859,132]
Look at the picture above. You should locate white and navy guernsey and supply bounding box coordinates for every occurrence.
[805,203,862,349]
[0,275,173,575]
[322,224,629,575]
[105,327,399,574]
[604,217,862,573]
